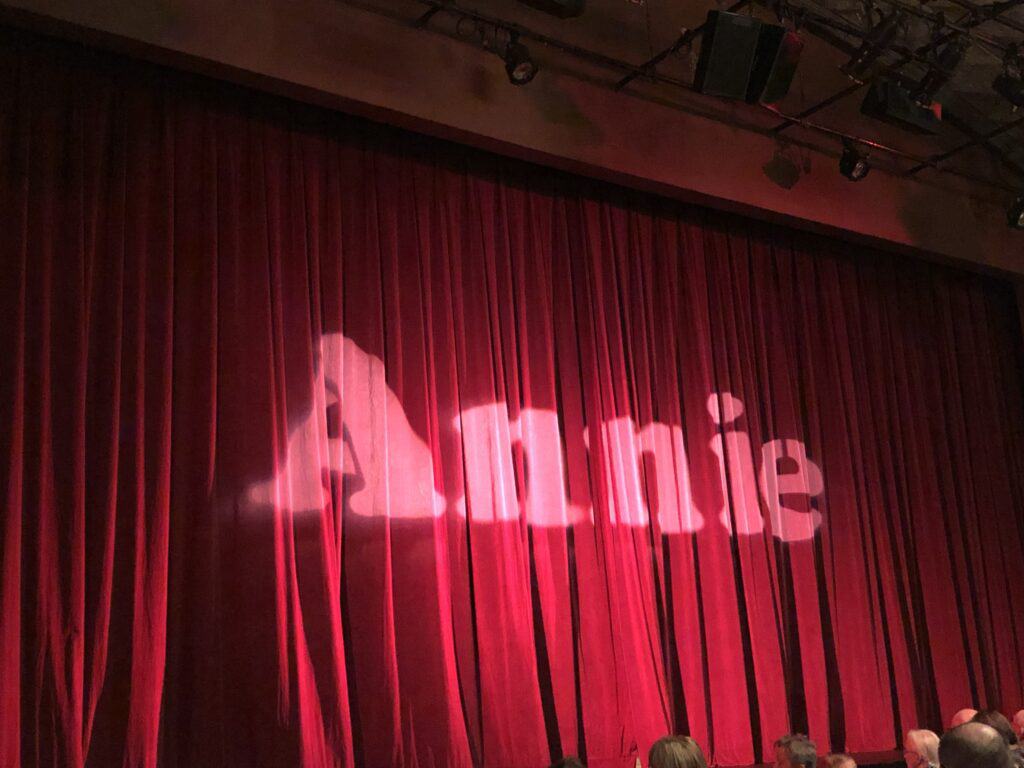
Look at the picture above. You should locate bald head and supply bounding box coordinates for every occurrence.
[951,709,979,729]
[939,723,1011,768]
[1012,711,1024,742]
[905,729,940,768]
[825,754,856,768]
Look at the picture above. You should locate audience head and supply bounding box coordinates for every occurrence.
[950,709,979,729]
[824,753,856,768]
[1013,712,1024,742]
[972,711,1019,746]
[939,723,1011,768]
[648,736,707,768]
[904,729,940,768]
[775,734,817,768]
[549,758,585,768]
[647,733,704,768]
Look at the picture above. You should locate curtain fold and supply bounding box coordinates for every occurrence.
[2,30,1024,768]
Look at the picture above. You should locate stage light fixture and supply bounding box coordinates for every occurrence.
[993,73,1024,108]
[915,36,969,105]
[842,10,905,83]
[993,45,1024,108]
[839,142,871,181]
[1008,195,1024,229]
[504,33,538,85]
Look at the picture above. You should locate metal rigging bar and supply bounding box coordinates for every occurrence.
[415,0,680,81]
[941,0,1024,35]
[875,0,1015,52]
[905,115,1024,175]
[931,111,1024,179]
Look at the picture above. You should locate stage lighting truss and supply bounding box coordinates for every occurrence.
[404,0,1024,200]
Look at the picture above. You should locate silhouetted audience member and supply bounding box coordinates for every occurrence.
[939,723,1012,768]
[549,757,585,768]
[823,752,856,768]
[972,710,1020,746]
[775,734,818,768]
[950,709,979,729]
[648,735,708,768]
[904,729,940,768]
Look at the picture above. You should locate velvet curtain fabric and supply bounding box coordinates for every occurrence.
[2,31,1024,768]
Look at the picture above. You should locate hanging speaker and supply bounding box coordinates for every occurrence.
[694,11,763,100]
[747,26,803,104]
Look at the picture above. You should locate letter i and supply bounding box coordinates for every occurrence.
[707,393,764,535]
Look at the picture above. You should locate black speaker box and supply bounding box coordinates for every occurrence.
[694,11,763,100]
[861,80,940,135]
[747,26,803,104]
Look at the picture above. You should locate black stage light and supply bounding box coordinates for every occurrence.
[504,34,538,85]
[994,44,1024,108]
[839,142,871,181]
[916,36,969,105]
[842,10,905,82]
[1008,195,1024,229]
[993,73,1024,108]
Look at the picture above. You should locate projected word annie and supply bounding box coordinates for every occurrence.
[244,336,824,543]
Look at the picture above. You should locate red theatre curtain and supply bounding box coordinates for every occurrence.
[2,30,1024,768]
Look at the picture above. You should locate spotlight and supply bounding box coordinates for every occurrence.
[1008,195,1024,229]
[839,141,871,181]
[993,73,1024,108]
[504,33,538,85]
[915,36,969,105]
[993,45,1024,108]
[842,10,905,83]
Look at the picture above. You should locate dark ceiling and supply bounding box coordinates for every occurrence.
[348,0,1024,202]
